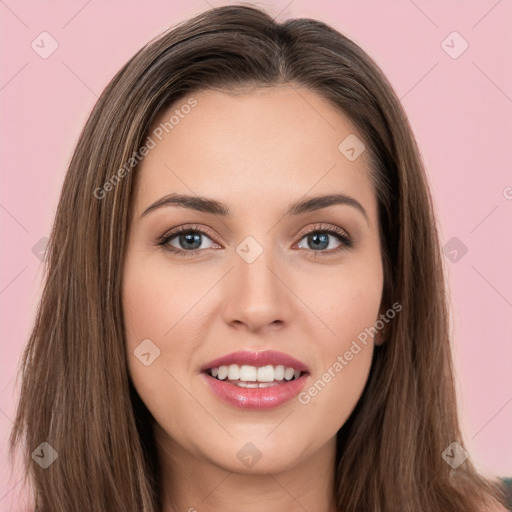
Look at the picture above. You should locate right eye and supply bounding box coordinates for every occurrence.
[156,225,221,256]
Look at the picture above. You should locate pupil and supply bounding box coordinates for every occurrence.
[180,233,201,250]
[310,233,328,250]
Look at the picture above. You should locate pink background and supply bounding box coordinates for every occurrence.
[1,0,511,507]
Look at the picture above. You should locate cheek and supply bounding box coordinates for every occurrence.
[296,264,382,419]
[122,255,183,399]
[299,255,383,351]
[298,297,377,431]
[122,251,206,349]
[122,257,207,442]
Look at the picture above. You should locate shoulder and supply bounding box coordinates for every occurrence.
[488,477,512,512]
[501,477,512,511]
[475,477,512,512]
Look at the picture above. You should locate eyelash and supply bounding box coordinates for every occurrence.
[156,223,354,258]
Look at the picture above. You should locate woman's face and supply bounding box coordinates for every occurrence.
[122,86,385,474]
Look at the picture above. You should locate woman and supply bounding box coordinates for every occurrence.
[9,4,510,511]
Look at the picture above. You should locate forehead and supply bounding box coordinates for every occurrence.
[133,86,377,223]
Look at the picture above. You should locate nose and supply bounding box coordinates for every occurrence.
[221,248,293,334]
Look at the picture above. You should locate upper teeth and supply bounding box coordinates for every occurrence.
[210,364,301,382]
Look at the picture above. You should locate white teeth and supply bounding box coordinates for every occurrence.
[239,365,257,381]
[274,365,285,380]
[233,381,278,388]
[217,366,228,380]
[257,365,274,382]
[228,364,239,380]
[208,364,303,383]
[284,367,294,380]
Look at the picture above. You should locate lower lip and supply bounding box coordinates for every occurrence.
[201,372,309,410]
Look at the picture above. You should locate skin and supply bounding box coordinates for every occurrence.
[122,85,386,512]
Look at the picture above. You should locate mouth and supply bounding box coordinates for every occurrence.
[200,351,310,410]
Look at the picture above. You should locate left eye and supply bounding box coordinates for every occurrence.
[297,230,346,251]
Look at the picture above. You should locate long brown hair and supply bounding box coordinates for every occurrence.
[9,4,508,511]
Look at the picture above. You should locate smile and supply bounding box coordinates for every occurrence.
[207,364,303,387]
[200,350,310,410]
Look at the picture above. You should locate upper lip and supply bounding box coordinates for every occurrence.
[201,350,309,373]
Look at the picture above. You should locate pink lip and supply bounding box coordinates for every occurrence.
[201,349,309,372]
[200,372,310,410]
[200,349,310,410]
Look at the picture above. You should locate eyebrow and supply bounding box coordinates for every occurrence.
[140,192,369,224]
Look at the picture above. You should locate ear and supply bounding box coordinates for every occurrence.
[374,307,388,346]
[374,330,386,346]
